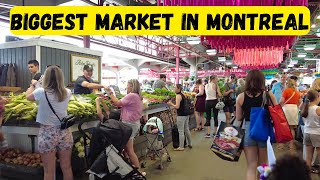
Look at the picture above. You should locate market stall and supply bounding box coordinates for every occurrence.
[0,87,196,179]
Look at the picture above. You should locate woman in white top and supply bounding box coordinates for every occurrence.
[301,90,320,171]
[204,75,222,138]
[26,66,73,180]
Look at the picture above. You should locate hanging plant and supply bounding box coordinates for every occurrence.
[184,76,189,81]
[190,76,195,81]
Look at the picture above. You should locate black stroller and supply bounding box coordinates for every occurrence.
[78,119,146,180]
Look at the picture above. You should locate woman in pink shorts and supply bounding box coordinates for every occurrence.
[26,66,73,180]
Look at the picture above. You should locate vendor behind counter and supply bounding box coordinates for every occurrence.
[74,65,107,94]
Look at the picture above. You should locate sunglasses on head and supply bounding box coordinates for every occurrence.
[46,65,61,68]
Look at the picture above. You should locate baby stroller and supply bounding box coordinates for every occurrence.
[78,119,146,180]
[141,117,172,170]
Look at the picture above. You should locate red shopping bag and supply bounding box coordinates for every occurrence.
[266,94,293,143]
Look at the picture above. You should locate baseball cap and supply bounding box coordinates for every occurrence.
[83,65,93,72]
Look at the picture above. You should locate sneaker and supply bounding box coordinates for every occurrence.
[174,147,185,151]
[204,134,211,138]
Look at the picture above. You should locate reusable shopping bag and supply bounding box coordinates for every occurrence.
[266,93,293,143]
[250,92,275,142]
[211,121,244,162]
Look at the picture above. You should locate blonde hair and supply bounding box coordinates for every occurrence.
[286,79,296,89]
[238,78,245,86]
[127,79,141,96]
[42,66,67,102]
[311,78,320,91]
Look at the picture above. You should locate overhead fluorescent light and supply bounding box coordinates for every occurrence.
[187,40,201,45]
[304,44,316,51]
[186,37,201,45]
[226,62,232,65]
[206,49,217,55]
[312,24,317,28]
[218,57,226,62]
[304,58,320,61]
[298,53,307,58]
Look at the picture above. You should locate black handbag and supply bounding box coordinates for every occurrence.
[45,91,76,129]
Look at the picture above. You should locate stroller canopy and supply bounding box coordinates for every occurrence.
[88,119,132,165]
[143,117,164,133]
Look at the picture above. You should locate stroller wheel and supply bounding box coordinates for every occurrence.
[167,157,172,162]
[157,164,163,170]
[141,162,146,168]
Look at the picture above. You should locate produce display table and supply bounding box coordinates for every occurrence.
[0,104,196,180]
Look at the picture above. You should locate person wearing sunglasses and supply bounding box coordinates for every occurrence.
[74,65,108,95]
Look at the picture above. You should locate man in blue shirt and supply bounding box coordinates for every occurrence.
[272,73,287,103]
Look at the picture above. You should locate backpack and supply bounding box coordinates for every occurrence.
[181,93,193,116]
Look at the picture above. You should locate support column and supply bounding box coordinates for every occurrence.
[317,60,320,73]
[175,47,180,85]
[190,64,197,81]
[83,36,90,48]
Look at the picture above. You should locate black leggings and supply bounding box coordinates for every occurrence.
[205,99,219,127]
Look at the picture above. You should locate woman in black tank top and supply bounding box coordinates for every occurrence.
[235,70,278,180]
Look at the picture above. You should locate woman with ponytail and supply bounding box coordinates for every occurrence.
[301,90,320,172]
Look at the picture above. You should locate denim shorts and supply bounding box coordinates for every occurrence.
[243,121,267,148]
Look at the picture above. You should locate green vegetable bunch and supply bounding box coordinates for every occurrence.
[4,93,37,122]
[153,88,176,98]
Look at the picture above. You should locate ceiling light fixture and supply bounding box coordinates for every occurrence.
[226,62,232,65]
[186,37,201,45]
[218,57,226,62]
[304,44,316,51]
[206,49,217,55]
[298,53,307,58]
[304,58,320,61]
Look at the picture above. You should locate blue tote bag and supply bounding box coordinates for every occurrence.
[249,92,275,142]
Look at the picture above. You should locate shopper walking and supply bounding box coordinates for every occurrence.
[105,79,146,176]
[204,75,222,138]
[194,79,206,131]
[280,78,301,152]
[223,74,237,124]
[167,84,192,151]
[272,72,287,103]
[26,66,73,180]
[236,78,245,97]
[235,70,277,180]
[301,90,320,173]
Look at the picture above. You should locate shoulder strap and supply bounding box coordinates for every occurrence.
[284,91,296,105]
[44,91,62,122]
[261,91,267,107]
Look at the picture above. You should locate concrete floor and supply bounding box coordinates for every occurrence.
[143,112,320,180]
[143,129,320,180]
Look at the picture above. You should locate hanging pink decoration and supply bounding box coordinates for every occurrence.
[233,47,284,70]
